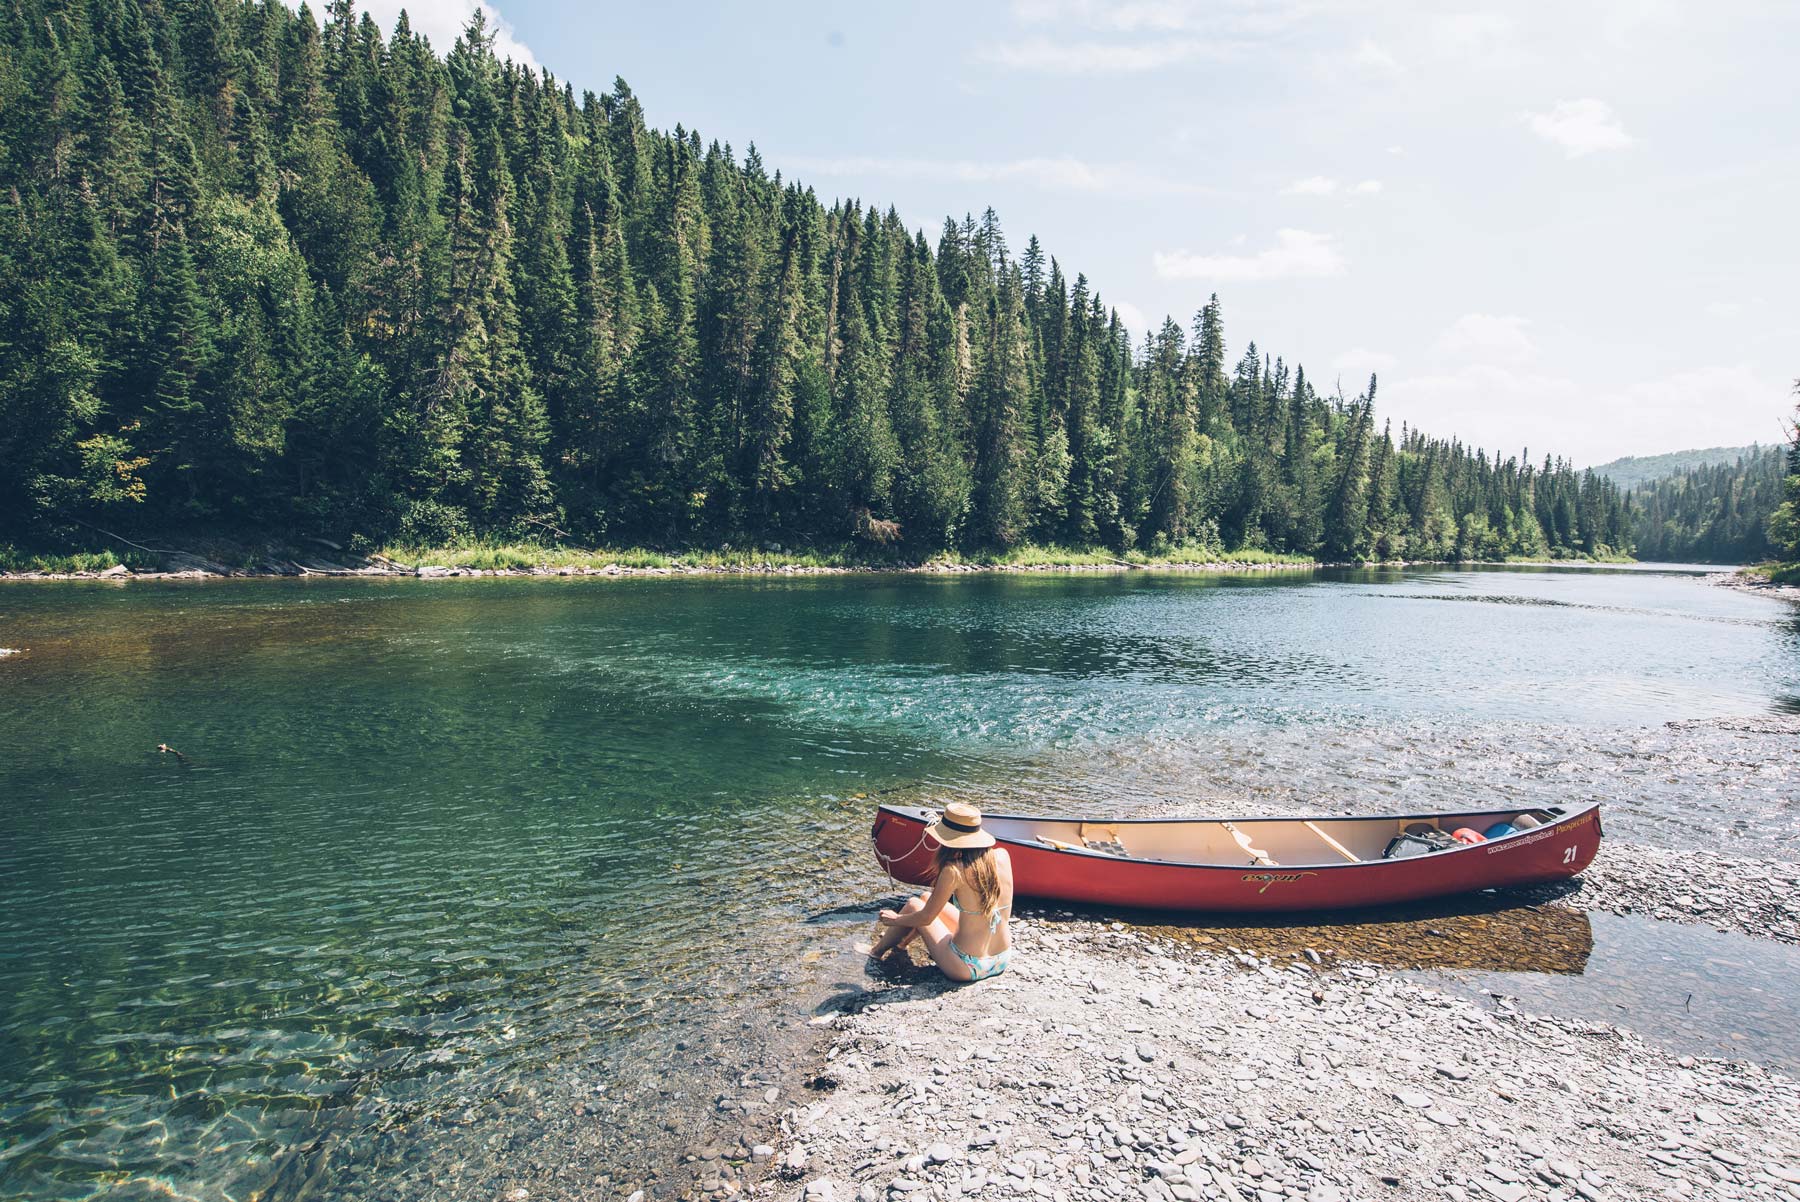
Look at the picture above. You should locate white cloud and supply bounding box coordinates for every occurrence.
[1282,176,1381,197]
[1332,348,1398,379]
[1283,175,1340,195]
[1430,11,1517,62]
[1352,38,1402,74]
[1436,313,1536,363]
[978,36,1221,72]
[328,0,537,70]
[1704,301,1742,319]
[1154,229,1347,282]
[1599,0,1680,45]
[1384,363,1785,466]
[785,155,1208,196]
[1525,98,1637,157]
[1009,0,1316,37]
[1011,0,1195,33]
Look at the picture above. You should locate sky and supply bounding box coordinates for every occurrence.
[348,0,1796,467]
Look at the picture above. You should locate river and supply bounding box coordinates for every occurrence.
[1,565,1795,1200]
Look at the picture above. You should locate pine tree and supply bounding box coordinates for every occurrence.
[1322,401,1371,561]
[968,267,1029,547]
[1142,318,1194,546]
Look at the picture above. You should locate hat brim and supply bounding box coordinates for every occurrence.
[927,821,995,849]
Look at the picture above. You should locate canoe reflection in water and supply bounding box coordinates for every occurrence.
[861,888,1595,981]
[1125,889,1596,976]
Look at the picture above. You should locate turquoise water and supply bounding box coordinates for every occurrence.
[1,566,1796,1200]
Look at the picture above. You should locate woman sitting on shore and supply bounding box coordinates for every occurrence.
[871,802,1013,982]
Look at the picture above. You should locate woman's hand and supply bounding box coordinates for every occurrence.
[878,909,901,923]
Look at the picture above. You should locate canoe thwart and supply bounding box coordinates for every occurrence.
[1303,820,1361,863]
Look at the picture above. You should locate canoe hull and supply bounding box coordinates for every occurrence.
[869,803,1601,913]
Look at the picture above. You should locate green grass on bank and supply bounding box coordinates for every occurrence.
[1743,562,1800,585]
[938,542,1314,568]
[1505,551,1636,565]
[0,543,158,574]
[373,541,869,571]
[4,533,1643,577]
[371,539,1321,573]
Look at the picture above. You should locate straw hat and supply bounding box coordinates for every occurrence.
[927,801,996,849]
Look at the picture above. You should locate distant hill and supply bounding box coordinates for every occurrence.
[1589,445,1763,491]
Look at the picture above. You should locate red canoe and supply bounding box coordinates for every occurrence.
[869,802,1601,913]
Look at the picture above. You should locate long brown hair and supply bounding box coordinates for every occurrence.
[935,844,1002,915]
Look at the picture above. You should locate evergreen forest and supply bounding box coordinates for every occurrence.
[1626,445,1789,564]
[1588,446,1759,493]
[0,1,1647,562]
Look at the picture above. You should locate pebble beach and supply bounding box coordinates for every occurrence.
[766,918,1800,1202]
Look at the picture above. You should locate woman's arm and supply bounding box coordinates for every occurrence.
[880,868,957,928]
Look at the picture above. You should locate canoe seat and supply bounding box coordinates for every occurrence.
[1078,822,1130,857]
[1220,820,1278,867]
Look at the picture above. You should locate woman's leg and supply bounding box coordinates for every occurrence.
[872,895,960,959]
[917,925,976,982]
[871,894,927,958]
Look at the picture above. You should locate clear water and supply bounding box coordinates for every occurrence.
[1,565,1796,1200]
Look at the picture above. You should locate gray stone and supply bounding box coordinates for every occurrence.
[927,1143,958,1165]
[1137,1042,1158,1063]
[1396,1091,1433,1109]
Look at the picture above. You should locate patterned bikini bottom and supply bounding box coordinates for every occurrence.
[948,943,1010,981]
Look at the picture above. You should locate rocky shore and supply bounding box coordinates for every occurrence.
[1,548,1645,584]
[1710,570,1800,603]
[0,553,1320,583]
[766,920,1800,1202]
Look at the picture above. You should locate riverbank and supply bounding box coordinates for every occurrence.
[769,918,1800,1202]
[0,537,1636,583]
[1715,565,1800,601]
